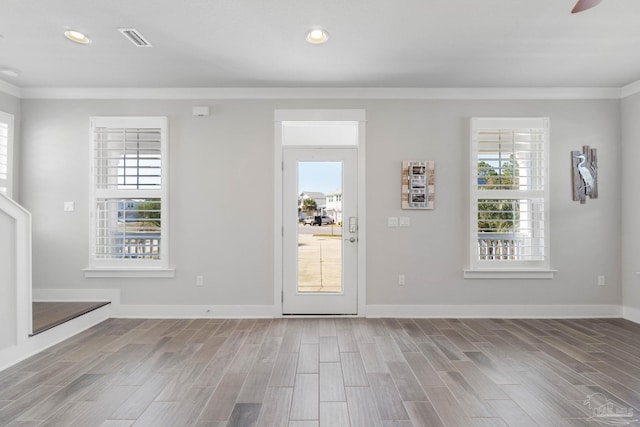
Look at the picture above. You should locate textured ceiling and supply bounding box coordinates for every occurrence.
[1,0,639,89]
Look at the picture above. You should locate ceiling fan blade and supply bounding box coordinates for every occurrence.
[571,0,603,13]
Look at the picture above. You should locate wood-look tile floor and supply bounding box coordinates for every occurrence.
[1,317,639,426]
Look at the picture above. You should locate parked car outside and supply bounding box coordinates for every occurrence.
[304,215,334,226]
[321,215,335,225]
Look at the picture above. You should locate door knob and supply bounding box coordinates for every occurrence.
[345,236,356,243]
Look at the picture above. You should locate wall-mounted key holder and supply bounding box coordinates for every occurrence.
[402,160,435,209]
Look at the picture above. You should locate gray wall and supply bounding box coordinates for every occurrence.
[0,91,20,115]
[19,97,622,308]
[622,93,640,313]
[366,100,620,305]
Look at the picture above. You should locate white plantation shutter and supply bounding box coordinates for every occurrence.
[470,118,550,271]
[0,111,14,198]
[94,126,162,191]
[90,117,168,267]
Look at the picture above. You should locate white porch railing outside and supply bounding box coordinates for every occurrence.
[120,233,160,259]
[477,232,526,260]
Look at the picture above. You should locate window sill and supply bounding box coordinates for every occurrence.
[83,267,176,279]
[464,269,556,279]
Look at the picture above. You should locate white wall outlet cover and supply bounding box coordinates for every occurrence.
[388,217,399,227]
[399,217,410,227]
[63,201,75,212]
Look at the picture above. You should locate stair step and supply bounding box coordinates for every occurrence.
[30,301,111,336]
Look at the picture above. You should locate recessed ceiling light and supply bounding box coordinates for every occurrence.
[306,27,329,45]
[64,29,91,44]
[0,68,20,77]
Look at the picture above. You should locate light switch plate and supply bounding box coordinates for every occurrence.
[63,201,75,212]
[387,217,399,227]
[399,217,410,227]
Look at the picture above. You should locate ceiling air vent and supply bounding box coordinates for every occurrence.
[118,28,152,47]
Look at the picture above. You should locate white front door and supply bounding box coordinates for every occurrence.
[282,148,358,314]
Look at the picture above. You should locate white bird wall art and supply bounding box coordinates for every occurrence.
[571,146,598,204]
[575,154,595,194]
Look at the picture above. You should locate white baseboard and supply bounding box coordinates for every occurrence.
[114,303,622,319]
[0,304,110,372]
[111,304,275,318]
[622,305,640,324]
[32,289,274,318]
[105,304,621,319]
[365,304,623,318]
[30,290,627,320]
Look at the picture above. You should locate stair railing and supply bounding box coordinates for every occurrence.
[0,193,32,342]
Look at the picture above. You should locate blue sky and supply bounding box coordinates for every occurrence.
[298,162,342,194]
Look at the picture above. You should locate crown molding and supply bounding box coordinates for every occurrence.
[621,80,640,98]
[7,86,623,100]
[0,79,21,98]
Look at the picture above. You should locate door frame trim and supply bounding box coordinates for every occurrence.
[274,109,367,317]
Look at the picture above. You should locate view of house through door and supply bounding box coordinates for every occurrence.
[283,148,358,314]
[297,160,343,293]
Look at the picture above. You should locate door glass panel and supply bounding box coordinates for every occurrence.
[297,161,343,293]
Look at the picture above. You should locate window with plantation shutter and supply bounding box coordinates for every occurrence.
[0,111,14,198]
[466,118,553,279]
[87,117,170,274]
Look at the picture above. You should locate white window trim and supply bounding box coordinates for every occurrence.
[0,110,14,199]
[466,117,555,279]
[82,267,175,278]
[85,116,172,278]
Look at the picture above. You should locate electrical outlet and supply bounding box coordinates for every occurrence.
[597,275,605,286]
[196,275,204,287]
[398,274,406,286]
